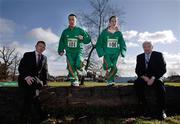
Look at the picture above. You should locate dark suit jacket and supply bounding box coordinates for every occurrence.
[18,51,48,88]
[135,51,166,80]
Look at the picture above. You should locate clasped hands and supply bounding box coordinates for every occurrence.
[141,75,155,86]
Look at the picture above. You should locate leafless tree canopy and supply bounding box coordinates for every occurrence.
[79,0,125,40]
[0,46,20,80]
[77,0,125,84]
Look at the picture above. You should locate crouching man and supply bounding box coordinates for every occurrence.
[18,41,48,123]
[134,41,167,120]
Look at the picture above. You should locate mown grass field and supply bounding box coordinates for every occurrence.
[48,81,132,87]
[1,81,180,87]
[48,81,180,87]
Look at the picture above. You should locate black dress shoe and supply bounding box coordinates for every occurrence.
[157,110,167,120]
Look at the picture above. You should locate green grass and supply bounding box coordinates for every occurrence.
[0,81,18,87]
[48,81,180,87]
[0,81,180,87]
[165,82,180,87]
[48,81,134,87]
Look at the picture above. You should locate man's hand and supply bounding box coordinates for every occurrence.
[147,77,155,86]
[25,76,35,85]
[78,35,84,41]
[141,75,150,82]
[59,52,64,56]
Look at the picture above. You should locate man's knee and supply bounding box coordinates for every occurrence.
[134,78,145,85]
[134,78,146,90]
[154,79,166,93]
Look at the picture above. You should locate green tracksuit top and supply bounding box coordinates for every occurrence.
[96,28,126,57]
[58,26,91,54]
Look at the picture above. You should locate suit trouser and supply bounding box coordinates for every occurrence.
[20,87,43,122]
[103,54,118,83]
[66,52,83,83]
[134,78,166,111]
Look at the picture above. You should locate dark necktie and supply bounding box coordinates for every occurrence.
[37,54,41,67]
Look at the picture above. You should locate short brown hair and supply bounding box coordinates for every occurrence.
[36,41,46,46]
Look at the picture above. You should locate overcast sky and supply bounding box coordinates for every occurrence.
[0,0,180,77]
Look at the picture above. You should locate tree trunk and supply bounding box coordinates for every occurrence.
[80,46,95,85]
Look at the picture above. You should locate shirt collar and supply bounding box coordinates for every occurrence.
[35,51,42,56]
[145,51,152,56]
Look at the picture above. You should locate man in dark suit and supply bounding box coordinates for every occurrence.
[18,41,48,123]
[134,41,167,120]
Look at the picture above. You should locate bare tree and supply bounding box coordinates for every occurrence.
[78,0,125,85]
[168,71,178,77]
[0,62,6,80]
[10,53,21,81]
[0,46,19,80]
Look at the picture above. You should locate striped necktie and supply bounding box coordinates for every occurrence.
[145,53,150,69]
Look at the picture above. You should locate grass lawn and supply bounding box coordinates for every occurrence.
[165,82,180,87]
[48,81,180,87]
[0,81,180,87]
[48,81,133,87]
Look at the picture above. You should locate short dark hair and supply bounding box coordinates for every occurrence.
[68,14,77,19]
[109,16,117,22]
[36,41,46,46]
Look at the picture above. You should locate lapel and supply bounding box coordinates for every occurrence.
[41,55,45,67]
[148,51,154,66]
[39,54,46,70]
[33,51,37,67]
[142,53,146,69]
